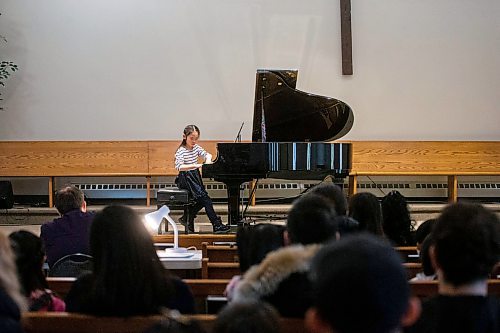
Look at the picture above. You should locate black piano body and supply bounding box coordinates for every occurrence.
[202,69,354,225]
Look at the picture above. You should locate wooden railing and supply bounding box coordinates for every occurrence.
[2,141,499,206]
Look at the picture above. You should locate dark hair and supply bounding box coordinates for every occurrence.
[236,224,285,273]
[55,186,85,215]
[348,192,384,236]
[381,191,415,246]
[310,234,410,333]
[287,194,338,245]
[89,205,174,316]
[415,219,435,245]
[308,183,347,216]
[433,202,500,286]
[213,301,280,333]
[420,235,435,276]
[179,125,200,149]
[8,230,48,296]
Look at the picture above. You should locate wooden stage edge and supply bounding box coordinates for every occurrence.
[1,140,499,206]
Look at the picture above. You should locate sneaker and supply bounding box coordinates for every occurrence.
[213,223,231,234]
[178,216,194,233]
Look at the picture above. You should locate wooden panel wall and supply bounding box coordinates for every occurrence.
[349,141,500,175]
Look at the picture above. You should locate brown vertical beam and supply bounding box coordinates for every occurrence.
[340,0,353,75]
[249,180,256,206]
[447,175,458,202]
[348,174,357,197]
[48,177,54,208]
[146,176,151,207]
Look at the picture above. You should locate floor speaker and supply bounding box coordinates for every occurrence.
[0,181,14,209]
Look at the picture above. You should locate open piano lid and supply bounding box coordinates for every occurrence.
[252,69,354,142]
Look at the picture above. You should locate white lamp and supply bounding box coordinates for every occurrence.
[144,205,188,255]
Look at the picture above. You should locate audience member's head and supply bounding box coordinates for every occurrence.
[0,232,27,312]
[89,205,174,316]
[432,202,500,287]
[307,234,420,333]
[236,223,285,273]
[287,194,338,245]
[381,190,415,246]
[420,235,435,277]
[213,301,280,333]
[55,186,86,215]
[348,192,384,236]
[8,230,48,297]
[308,183,347,216]
[415,218,435,251]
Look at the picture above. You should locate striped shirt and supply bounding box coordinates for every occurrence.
[175,144,207,170]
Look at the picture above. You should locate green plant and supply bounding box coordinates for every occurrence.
[0,13,18,111]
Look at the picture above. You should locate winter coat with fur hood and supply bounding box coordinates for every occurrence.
[231,243,321,318]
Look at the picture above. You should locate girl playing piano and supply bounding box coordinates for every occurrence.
[174,125,230,234]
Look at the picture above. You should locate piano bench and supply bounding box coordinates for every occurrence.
[156,188,195,235]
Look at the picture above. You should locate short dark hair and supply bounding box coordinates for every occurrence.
[287,194,338,245]
[213,301,280,333]
[433,202,500,286]
[308,183,347,215]
[55,186,84,215]
[236,224,285,273]
[310,234,410,333]
[348,192,383,236]
[415,219,435,245]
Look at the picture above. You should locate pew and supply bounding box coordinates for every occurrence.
[21,312,306,333]
[201,259,240,279]
[201,242,239,263]
[395,246,419,262]
[153,234,236,250]
[403,262,422,279]
[409,279,500,298]
[21,312,215,333]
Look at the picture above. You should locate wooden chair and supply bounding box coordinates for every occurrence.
[201,242,239,263]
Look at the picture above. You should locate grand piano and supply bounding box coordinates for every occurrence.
[203,69,354,225]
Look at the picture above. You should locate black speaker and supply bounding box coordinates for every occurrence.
[0,181,14,209]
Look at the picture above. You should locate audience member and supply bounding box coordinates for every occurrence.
[231,194,338,317]
[410,235,436,281]
[306,234,421,333]
[307,182,358,235]
[414,218,434,252]
[308,182,347,215]
[9,230,65,311]
[348,192,384,236]
[381,190,415,246]
[0,232,26,333]
[213,301,280,333]
[225,223,285,300]
[40,186,95,267]
[407,202,500,333]
[65,205,195,316]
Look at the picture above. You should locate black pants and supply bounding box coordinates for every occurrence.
[176,170,220,225]
[187,194,220,225]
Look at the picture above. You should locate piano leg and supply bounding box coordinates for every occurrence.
[225,180,245,226]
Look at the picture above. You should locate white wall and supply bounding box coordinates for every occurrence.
[0,0,499,141]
